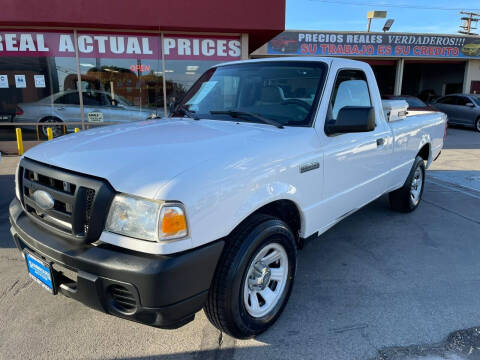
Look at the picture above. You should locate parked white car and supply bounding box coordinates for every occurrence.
[10,57,446,339]
[14,90,155,138]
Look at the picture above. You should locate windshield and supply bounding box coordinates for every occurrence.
[173,61,327,127]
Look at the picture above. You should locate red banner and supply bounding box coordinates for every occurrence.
[0,31,242,60]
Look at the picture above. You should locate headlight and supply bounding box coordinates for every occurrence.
[105,194,188,242]
[15,162,21,200]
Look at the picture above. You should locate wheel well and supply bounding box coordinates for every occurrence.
[418,143,430,161]
[253,200,301,242]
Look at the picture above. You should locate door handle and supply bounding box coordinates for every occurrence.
[376,138,385,147]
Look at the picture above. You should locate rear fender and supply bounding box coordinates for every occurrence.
[418,133,432,168]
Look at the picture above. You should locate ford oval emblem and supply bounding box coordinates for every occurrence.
[32,190,55,210]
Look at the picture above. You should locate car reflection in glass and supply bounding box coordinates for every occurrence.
[14,90,157,138]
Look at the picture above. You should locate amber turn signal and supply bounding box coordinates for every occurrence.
[159,206,188,240]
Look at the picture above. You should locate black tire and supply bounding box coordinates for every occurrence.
[475,117,480,133]
[389,155,426,212]
[39,117,64,139]
[204,214,297,339]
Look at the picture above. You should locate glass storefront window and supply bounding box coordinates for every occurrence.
[0,31,79,140]
[77,32,163,127]
[0,30,244,144]
[163,34,242,114]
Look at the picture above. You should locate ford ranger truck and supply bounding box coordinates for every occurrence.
[9,57,447,339]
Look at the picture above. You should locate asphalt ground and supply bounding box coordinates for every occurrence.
[1,127,480,360]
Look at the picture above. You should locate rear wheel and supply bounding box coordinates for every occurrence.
[389,155,426,212]
[204,214,297,339]
[39,117,64,139]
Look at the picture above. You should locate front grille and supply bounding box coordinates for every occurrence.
[108,285,138,313]
[23,168,81,232]
[19,158,114,243]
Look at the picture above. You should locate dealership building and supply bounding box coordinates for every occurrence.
[252,30,480,100]
[1,0,480,146]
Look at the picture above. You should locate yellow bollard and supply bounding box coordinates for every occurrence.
[47,127,53,140]
[16,128,24,156]
[74,128,80,133]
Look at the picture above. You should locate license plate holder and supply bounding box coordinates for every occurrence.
[24,251,56,294]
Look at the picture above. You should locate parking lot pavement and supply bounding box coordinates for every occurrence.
[1,128,480,360]
[429,127,480,192]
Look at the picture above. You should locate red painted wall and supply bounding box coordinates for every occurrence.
[0,0,285,52]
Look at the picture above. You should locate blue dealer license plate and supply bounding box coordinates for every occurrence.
[25,252,55,294]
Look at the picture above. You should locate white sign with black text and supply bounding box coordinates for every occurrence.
[87,112,104,122]
[0,74,8,88]
[15,75,26,88]
[34,75,46,88]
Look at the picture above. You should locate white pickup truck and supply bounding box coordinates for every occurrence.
[9,57,446,339]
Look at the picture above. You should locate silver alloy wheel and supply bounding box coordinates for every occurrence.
[243,242,289,318]
[410,166,423,206]
[42,119,63,137]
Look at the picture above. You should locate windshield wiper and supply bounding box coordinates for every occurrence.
[176,105,200,120]
[210,110,284,129]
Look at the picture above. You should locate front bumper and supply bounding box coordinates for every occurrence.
[9,197,224,329]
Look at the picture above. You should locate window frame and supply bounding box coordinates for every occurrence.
[324,67,374,136]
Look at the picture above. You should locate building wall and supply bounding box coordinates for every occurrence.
[0,0,285,52]
[464,59,480,93]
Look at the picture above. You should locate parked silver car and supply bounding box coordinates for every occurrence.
[432,94,480,132]
[14,90,157,138]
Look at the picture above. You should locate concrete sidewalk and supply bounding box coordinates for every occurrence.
[0,140,41,155]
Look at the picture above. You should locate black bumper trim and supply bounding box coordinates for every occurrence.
[9,197,224,329]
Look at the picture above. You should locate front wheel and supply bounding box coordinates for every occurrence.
[389,155,426,212]
[39,117,64,139]
[475,117,480,133]
[204,214,297,339]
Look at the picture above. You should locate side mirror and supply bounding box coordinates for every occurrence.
[326,106,375,135]
[465,102,475,107]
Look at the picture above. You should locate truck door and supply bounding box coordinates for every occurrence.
[319,68,393,226]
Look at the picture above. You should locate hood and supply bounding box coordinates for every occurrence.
[24,118,285,198]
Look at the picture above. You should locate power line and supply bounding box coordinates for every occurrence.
[310,0,480,12]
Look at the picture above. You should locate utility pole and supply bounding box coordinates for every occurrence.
[458,11,479,35]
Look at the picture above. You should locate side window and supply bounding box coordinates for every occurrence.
[82,92,107,106]
[438,96,456,105]
[456,97,470,106]
[54,93,80,105]
[327,70,371,122]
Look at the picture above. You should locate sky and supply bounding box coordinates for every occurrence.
[286,0,480,34]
